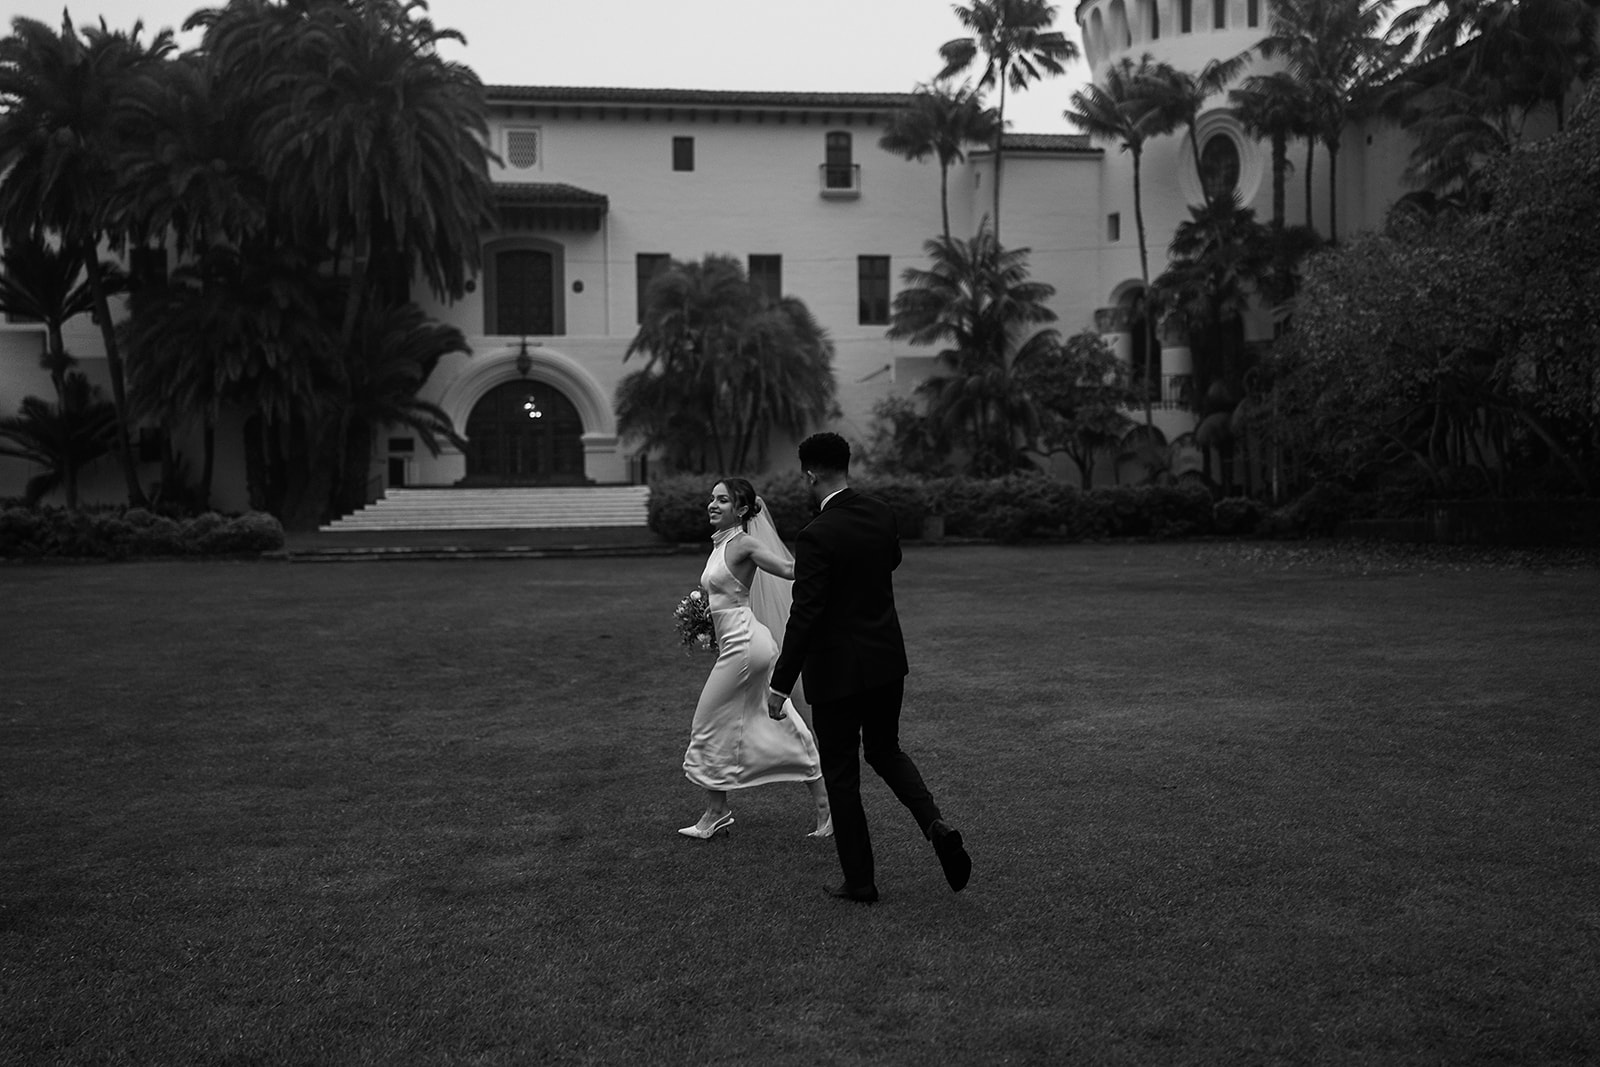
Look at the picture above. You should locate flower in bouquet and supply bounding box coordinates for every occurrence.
[674,587,716,653]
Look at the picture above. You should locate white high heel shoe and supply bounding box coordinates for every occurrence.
[678,811,734,839]
[807,816,834,839]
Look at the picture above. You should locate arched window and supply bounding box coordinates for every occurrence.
[1109,0,1132,48]
[1200,133,1241,201]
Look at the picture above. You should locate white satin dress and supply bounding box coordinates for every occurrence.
[682,528,823,790]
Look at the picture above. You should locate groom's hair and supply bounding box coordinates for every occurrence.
[798,432,850,474]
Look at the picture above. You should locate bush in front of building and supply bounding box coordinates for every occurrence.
[0,506,285,559]
[649,472,1232,544]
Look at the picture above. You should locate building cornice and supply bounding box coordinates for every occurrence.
[484,85,914,125]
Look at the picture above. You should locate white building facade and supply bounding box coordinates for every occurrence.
[0,8,1434,509]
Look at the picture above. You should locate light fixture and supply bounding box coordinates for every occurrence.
[515,335,533,379]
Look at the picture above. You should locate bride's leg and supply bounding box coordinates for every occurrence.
[702,788,730,821]
[806,776,832,834]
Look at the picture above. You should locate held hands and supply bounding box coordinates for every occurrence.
[765,689,788,721]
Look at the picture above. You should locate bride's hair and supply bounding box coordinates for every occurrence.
[718,477,761,529]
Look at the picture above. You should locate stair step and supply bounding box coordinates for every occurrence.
[319,486,652,533]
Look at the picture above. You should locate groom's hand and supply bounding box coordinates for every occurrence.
[765,689,787,720]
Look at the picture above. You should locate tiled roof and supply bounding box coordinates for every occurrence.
[485,85,915,110]
[998,132,1098,153]
[493,182,609,206]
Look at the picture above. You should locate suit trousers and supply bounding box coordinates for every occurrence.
[811,677,942,890]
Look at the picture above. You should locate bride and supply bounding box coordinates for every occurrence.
[679,477,832,839]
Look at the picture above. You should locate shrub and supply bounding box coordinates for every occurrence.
[1213,497,1268,536]
[647,473,814,543]
[1259,483,1358,538]
[855,478,929,539]
[195,512,285,554]
[0,506,283,559]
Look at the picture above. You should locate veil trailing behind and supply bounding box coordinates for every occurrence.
[745,496,794,649]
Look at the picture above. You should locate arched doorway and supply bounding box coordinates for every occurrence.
[462,379,586,485]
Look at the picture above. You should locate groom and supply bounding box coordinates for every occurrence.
[766,433,971,903]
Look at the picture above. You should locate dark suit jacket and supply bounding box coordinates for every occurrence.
[771,487,909,704]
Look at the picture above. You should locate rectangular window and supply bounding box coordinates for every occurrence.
[1247,0,1259,26]
[857,255,890,325]
[1213,0,1226,29]
[506,127,540,170]
[1108,213,1122,242]
[748,255,781,303]
[1180,0,1192,32]
[824,132,855,190]
[636,253,670,323]
[673,136,694,172]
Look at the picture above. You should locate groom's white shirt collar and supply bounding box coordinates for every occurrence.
[820,487,846,511]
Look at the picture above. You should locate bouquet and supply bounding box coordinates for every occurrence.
[674,587,717,653]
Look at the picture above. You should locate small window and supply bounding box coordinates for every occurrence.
[506,128,540,170]
[1180,0,1192,33]
[673,136,694,172]
[748,255,781,303]
[636,253,671,323]
[1108,213,1122,242]
[1213,0,1226,29]
[388,438,415,454]
[857,256,890,325]
[1145,0,1160,39]
[1247,0,1259,27]
[824,132,854,190]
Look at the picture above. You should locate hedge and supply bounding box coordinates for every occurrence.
[0,507,285,560]
[645,473,1302,544]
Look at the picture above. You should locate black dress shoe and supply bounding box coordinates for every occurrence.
[824,882,879,904]
[928,819,971,892]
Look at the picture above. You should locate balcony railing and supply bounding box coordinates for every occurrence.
[819,163,861,199]
[1125,374,1195,411]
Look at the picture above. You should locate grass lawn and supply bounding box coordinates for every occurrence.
[3,543,1597,1065]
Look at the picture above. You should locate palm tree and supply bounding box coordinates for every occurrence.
[331,303,470,515]
[1258,0,1407,241]
[1230,71,1315,228]
[1392,0,1599,131]
[1139,55,1251,211]
[0,372,116,507]
[0,13,176,507]
[0,236,99,404]
[878,81,1000,242]
[115,51,267,255]
[620,255,837,473]
[190,0,497,358]
[123,245,338,517]
[888,227,1059,475]
[1065,54,1172,425]
[938,0,1079,241]
[1152,194,1271,486]
[722,296,838,472]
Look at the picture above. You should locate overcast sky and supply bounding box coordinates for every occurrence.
[6,0,1091,133]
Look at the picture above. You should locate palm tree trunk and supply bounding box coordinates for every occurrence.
[993,72,1007,241]
[1271,132,1287,227]
[1132,150,1155,428]
[1304,137,1316,232]
[1326,138,1340,244]
[940,163,952,244]
[77,239,149,508]
[200,420,215,511]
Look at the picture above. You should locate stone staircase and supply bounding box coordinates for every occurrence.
[319,485,652,532]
